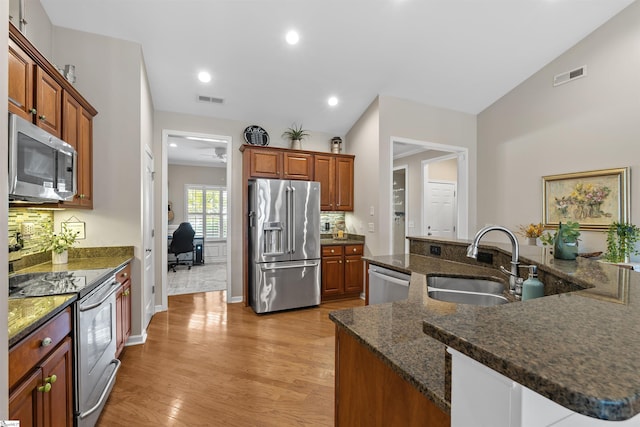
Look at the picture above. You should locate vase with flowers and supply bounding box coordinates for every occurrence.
[43,221,79,264]
[517,223,545,245]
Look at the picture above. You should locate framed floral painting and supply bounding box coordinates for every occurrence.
[542,167,629,230]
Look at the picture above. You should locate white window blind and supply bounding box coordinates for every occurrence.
[186,185,227,239]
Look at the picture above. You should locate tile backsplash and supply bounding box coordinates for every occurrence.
[320,212,345,233]
[8,208,53,261]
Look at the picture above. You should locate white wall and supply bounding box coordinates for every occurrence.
[370,96,476,256]
[153,110,341,302]
[9,0,52,58]
[51,27,147,336]
[345,97,380,257]
[477,1,640,255]
[168,165,226,224]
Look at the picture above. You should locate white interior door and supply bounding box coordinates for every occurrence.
[424,180,457,238]
[143,149,155,328]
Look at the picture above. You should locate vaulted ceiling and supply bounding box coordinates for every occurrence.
[41,0,635,136]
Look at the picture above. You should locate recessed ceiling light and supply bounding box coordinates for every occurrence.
[286,30,299,45]
[198,71,212,83]
[328,96,339,107]
[169,143,178,148]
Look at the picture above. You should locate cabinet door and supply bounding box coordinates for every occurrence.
[335,156,354,211]
[283,152,313,180]
[62,92,80,150]
[9,369,44,427]
[41,337,73,427]
[322,256,344,297]
[8,39,35,121]
[123,282,132,343]
[249,149,282,178]
[344,254,363,294]
[35,67,63,138]
[314,155,335,210]
[76,108,94,208]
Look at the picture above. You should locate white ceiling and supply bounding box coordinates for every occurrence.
[41,0,635,137]
[166,134,228,168]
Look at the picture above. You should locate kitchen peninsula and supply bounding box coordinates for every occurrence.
[331,237,640,425]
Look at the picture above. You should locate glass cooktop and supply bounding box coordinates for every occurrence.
[9,268,113,299]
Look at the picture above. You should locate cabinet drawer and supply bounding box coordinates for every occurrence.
[322,245,344,257]
[9,308,72,390]
[116,263,131,285]
[345,245,363,255]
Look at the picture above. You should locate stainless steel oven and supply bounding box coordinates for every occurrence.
[74,275,121,426]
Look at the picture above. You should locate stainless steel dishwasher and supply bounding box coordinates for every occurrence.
[368,265,411,304]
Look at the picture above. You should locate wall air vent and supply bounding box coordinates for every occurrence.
[553,65,587,87]
[197,95,224,104]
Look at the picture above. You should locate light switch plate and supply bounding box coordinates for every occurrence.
[368,222,375,232]
[369,206,375,216]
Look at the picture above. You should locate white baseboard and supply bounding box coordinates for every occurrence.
[155,304,168,313]
[228,295,243,303]
[125,330,147,347]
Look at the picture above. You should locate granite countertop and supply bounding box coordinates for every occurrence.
[330,254,506,414]
[320,238,364,245]
[9,250,134,348]
[336,238,640,421]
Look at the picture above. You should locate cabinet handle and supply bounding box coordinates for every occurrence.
[79,194,86,199]
[345,260,350,264]
[38,114,46,121]
[38,383,52,393]
[338,260,342,264]
[353,248,357,252]
[29,108,36,115]
[122,272,128,278]
[41,337,52,347]
[123,289,130,297]
[330,249,334,253]
[45,375,57,384]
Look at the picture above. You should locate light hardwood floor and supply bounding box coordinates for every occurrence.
[98,292,364,426]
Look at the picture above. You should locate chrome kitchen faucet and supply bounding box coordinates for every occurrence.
[467,225,522,295]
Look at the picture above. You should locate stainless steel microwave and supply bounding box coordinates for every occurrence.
[8,112,77,202]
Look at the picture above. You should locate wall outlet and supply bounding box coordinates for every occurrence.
[408,221,415,228]
[369,206,375,216]
[477,252,493,264]
[430,245,441,256]
[21,222,35,238]
[368,222,375,233]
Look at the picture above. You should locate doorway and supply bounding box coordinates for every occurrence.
[160,129,233,310]
[390,137,469,254]
[393,166,408,253]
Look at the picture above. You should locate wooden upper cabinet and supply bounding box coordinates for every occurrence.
[61,93,93,208]
[62,92,81,150]
[283,152,313,180]
[35,67,63,138]
[335,156,354,211]
[249,148,282,179]
[314,155,336,210]
[8,39,34,121]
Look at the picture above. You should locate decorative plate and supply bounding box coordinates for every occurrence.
[243,125,270,146]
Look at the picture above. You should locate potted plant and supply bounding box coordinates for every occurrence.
[603,221,640,263]
[282,123,309,150]
[517,223,545,245]
[43,221,79,264]
[553,221,581,260]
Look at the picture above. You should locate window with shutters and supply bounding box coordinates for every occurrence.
[185,185,227,240]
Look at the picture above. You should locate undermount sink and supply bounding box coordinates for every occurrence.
[427,275,509,306]
[427,289,509,306]
[427,275,506,295]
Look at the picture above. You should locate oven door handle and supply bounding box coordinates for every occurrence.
[79,281,120,312]
[78,358,121,420]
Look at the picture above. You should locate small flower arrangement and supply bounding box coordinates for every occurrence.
[43,221,79,254]
[517,223,545,239]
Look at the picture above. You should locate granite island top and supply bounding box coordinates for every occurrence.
[331,238,640,421]
[9,249,133,348]
[329,254,506,414]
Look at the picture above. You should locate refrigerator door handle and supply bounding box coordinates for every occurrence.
[260,261,320,271]
[290,186,296,255]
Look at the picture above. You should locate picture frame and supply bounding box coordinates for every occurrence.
[542,167,629,230]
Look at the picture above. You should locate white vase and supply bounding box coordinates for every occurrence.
[291,139,301,150]
[52,250,68,265]
[527,237,538,246]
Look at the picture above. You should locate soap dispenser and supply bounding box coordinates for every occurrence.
[522,265,544,301]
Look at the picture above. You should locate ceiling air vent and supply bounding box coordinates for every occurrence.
[197,95,224,104]
[553,65,587,87]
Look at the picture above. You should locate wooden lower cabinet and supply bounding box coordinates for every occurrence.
[335,327,450,427]
[115,263,132,358]
[321,244,363,301]
[9,308,74,427]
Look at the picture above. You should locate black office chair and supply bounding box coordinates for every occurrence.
[169,222,195,272]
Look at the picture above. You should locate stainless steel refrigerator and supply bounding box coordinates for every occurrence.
[248,178,321,314]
